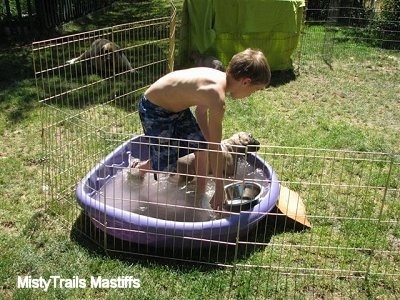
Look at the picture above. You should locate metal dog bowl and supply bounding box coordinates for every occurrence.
[224,181,263,212]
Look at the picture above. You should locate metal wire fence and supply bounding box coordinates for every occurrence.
[300,0,400,67]
[33,2,399,298]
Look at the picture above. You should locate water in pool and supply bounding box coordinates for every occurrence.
[95,158,269,222]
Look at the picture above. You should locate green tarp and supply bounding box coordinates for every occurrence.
[179,0,305,71]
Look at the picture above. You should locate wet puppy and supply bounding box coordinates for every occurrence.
[191,51,224,71]
[66,38,136,75]
[177,132,260,180]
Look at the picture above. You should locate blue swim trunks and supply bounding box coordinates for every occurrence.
[138,95,207,172]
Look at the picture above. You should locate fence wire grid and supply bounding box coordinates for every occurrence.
[33,3,399,299]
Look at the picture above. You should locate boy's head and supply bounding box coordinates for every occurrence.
[226,48,271,88]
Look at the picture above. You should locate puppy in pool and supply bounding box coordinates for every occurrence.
[176,131,260,180]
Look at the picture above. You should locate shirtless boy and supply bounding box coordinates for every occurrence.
[135,48,271,210]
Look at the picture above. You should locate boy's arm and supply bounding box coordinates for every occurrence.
[207,100,226,210]
[195,101,225,178]
[195,105,210,141]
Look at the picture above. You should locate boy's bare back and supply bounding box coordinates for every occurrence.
[144,67,227,113]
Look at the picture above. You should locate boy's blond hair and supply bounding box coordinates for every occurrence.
[226,48,271,87]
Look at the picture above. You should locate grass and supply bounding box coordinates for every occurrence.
[1,0,400,299]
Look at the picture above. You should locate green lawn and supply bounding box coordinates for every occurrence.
[0,0,399,299]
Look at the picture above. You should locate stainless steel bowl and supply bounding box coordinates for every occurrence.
[224,181,263,211]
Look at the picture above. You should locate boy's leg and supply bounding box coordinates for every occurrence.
[138,96,175,177]
[194,150,208,196]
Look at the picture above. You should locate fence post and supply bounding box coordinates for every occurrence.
[322,0,340,66]
[168,4,177,72]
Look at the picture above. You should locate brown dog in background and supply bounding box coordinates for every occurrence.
[177,132,260,181]
[66,38,137,75]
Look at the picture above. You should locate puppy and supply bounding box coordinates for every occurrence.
[219,132,261,176]
[177,132,260,180]
[66,38,137,75]
[191,51,224,71]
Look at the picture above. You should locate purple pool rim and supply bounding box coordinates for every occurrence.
[76,135,280,248]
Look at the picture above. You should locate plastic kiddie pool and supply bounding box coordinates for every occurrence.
[76,135,280,248]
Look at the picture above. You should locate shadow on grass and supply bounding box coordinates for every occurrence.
[269,69,298,87]
[0,48,32,83]
[62,0,171,35]
[0,47,38,124]
[0,1,172,46]
[70,210,308,270]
